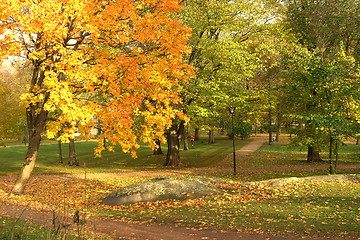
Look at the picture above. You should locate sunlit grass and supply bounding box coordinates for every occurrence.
[0,216,84,240]
[95,180,360,239]
[0,134,359,239]
[0,135,250,175]
[238,140,360,170]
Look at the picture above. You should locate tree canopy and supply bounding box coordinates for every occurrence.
[0,0,192,194]
[0,0,359,193]
[281,0,360,166]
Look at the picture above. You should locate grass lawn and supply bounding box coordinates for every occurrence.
[0,215,85,240]
[230,137,360,181]
[239,137,360,168]
[96,180,360,239]
[0,134,359,239]
[0,135,250,175]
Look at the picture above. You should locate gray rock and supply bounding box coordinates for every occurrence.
[101,177,221,205]
[244,177,300,187]
[243,174,360,188]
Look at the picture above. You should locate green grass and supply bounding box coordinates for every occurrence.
[0,135,249,175]
[0,216,83,240]
[0,135,359,239]
[238,141,360,169]
[97,180,360,239]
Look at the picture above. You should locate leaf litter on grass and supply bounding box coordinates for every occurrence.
[0,174,359,239]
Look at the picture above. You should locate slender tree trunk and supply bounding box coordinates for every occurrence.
[334,141,339,171]
[164,121,182,166]
[153,139,164,155]
[68,138,79,166]
[58,140,63,163]
[183,127,189,151]
[12,108,48,195]
[194,128,200,141]
[268,106,273,145]
[275,104,281,142]
[103,137,106,148]
[307,146,323,162]
[329,135,333,159]
[96,122,106,148]
[356,138,359,145]
[329,136,335,174]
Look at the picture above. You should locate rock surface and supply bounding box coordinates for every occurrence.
[243,174,360,188]
[101,177,222,205]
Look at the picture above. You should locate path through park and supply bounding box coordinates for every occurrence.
[1,201,329,240]
[0,138,356,240]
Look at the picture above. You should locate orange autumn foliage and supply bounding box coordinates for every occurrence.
[0,0,192,155]
[0,0,193,194]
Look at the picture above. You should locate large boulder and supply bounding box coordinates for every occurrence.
[243,174,360,188]
[101,177,221,205]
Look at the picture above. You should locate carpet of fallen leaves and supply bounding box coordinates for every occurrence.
[0,174,359,239]
[0,174,146,211]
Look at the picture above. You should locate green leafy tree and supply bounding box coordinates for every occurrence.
[0,83,25,140]
[0,67,28,141]
[164,0,283,166]
[282,0,360,170]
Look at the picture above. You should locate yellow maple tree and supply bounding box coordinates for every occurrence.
[0,0,192,194]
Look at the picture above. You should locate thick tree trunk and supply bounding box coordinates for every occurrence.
[153,139,164,155]
[12,108,48,195]
[164,122,182,166]
[208,130,215,144]
[194,128,200,141]
[68,138,79,166]
[307,146,323,162]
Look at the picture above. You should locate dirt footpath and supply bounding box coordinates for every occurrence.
[0,201,332,240]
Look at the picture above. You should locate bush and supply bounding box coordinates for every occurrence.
[227,120,252,139]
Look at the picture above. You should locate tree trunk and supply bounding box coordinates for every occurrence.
[12,108,48,195]
[183,127,189,151]
[275,104,281,142]
[329,136,335,174]
[307,146,323,162]
[68,138,79,166]
[58,140,63,163]
[208,130,215,144]
[356,138,359,145]
[268,106,273,145]
[329,135,333,159]
[96,122,106,148]
[334,141,339,171]
[164,123,181,166]
[194,128,200,141]
[153,139,164,155]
